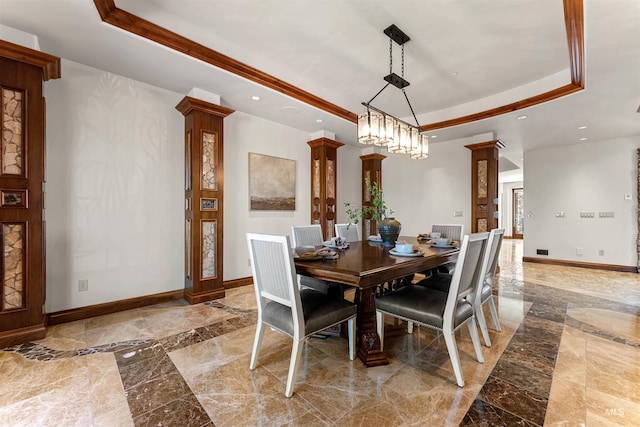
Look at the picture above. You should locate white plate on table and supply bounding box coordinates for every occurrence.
[389,248,425,257]
[367,235,383,243]
[430,243,457,249]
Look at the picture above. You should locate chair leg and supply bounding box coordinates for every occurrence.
[467,317,485,364]
[487,296,502,332]
[443,331,464,387]
[475,302,492,347]
[407,321,414,334]
[249,321,266,370]
[376,311,385,351]
[285,338,304,398]
[348,317,356,361]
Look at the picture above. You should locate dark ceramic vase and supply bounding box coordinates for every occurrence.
[378,217,402,247]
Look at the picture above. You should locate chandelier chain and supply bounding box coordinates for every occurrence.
[401,45,405,78]
[389,39,393,75]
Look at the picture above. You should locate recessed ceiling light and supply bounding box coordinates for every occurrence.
[516,115,527,120]
[579,137,588,141]
[430,135,437,139]
[251,95,261,101]
[578,125,587,130]
[315,119,323,123]
[451,72,458,76]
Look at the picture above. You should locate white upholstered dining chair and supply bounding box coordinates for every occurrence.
[376,232,488,387]
[417,228,504,346]
[335,223,360,242]
[247,233,356,397]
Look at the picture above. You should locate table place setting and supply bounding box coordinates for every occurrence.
[293,246,339,261]
[322,236,349,250]
[417,232,459,248]
[389,240,425,257]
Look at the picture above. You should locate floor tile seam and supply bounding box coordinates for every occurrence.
[120,347,213,425]
[130,392,213,427]
[466,398,543,427]
[478,381,549,426]
[565,316,640,348]
[487,367,553,400]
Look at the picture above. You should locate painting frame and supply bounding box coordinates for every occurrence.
[248,152,296,211]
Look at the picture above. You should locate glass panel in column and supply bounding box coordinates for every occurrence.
[313,159,320,198]
[364,170,371,202]
[477,160,488,198]
[2,223,24,311]
[1,190,26,207]
[201,131,217,190]
[185,219,191,280]
[201,220,217,279]
[1,88,24,176]
[477,218,488,232]
[326,159,335,199]
[185,131,192,191]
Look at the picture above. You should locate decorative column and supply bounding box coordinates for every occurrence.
[176,97,234,304]
[308,137,344,239]
[360,153,386,238]
[0,41,60,347]
[465,141,500,232]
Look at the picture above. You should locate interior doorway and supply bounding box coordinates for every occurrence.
[512,188,524,239]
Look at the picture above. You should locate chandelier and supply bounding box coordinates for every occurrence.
[358,25,428,160]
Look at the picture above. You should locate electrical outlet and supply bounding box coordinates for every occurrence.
[536,249,549,255]
[598,211,614,218]
[78,279,88,292]
[580,212,594,218]
[453,210,463,217]
[599,250,605,256]
[576,247,583,256]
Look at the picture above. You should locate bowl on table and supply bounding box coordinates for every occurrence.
[394,242,415,253]
[429,232,441,239]
[435,238,451,246]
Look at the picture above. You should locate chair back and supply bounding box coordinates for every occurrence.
[432,224,464,241]
[335,223,360,242]
[247,233,303,332]
[473,228,505,304]
[291,224,324,247]
[443,232,488,328]
[484,228,505,287]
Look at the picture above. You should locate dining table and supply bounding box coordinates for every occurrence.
[294,235,459,367]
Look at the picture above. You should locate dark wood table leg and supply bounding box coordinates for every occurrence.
[355,287,389,367]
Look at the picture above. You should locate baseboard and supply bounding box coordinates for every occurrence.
[46,289,185,326]
[0,324,47,349]
[224,276,252,289]
[522,256,638,273]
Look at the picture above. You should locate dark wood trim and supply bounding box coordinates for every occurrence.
[175,96,235,118]
[307,137,344,150]
[359,153,387,162]
[523,257,637,273]
[184,288,226,305]
[94,0,584,133]
[224,276,253,289]
[92,0,356,124]
[0,40,61,81]
[464,140,503,151]
[46,290,184,326]
[0,325,46,349]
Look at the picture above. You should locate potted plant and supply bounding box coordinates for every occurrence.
[344,178,401,246]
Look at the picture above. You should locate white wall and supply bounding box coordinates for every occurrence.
[44,59,365,312]
[382,138,472,237]
[524,136,639,266]
[45,60,185,312]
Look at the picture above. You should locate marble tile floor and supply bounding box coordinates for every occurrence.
[1,240,639,426]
